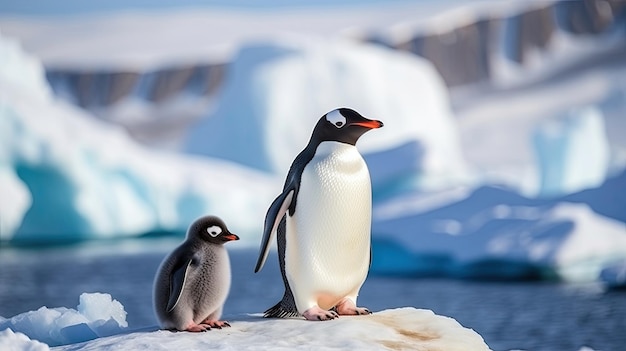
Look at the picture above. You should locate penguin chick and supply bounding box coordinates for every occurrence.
[255,108,383,321]
[154,215,239,332]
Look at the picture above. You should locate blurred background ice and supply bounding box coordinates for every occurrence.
[1,0,625,350]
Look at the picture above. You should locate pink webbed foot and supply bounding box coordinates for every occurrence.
[334,299,372,316]
[183,320,231,332]
[200,319,231,330]
[302,306,339,321]
[184,323,212,332]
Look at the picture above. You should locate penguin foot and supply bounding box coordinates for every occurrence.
[302,306,338,321]
[334,299,372,316]
[201,319,231,329]
[184,323,212,332]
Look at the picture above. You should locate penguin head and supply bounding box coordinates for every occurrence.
[187,215,240,245]
[309,108,383,146]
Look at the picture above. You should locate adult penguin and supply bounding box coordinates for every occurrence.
[255,108,383,321]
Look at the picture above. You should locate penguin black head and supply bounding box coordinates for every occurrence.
[309,108,383,146]
[187,215,239,244]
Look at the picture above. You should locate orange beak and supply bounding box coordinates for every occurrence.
[351,120,384,129]
[223,234,239,241]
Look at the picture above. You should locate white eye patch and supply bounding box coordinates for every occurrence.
[325,109,346,128]
[206,225,222,237]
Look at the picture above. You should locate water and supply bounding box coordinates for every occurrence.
[1,239,625,351]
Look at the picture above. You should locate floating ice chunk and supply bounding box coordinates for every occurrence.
[77,293,128,331]
[0,293,127,347]
[0,328,49,351]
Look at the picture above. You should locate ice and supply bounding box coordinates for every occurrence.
[0,31,276,244]
[600,259,626,289]
[0,328,49,351]
[185,38,468,192]
[0,295,492,350]
[77,294,126,328]
[533,106,610,197]
[372,185,626,281]
[0,293,127,347]
[51,307,490,351]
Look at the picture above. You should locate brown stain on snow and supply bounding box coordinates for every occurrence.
[367,313,441,351]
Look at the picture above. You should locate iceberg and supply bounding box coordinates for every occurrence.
[185,38,469,192]
[371,185,626,282]
[533,106,610,197]
[0,32,276,245]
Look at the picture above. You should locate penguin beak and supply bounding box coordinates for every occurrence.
[351,120,384,129]
[222,233,240,242]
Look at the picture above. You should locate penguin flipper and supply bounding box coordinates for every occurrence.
[166,255,196,312]
[254,190,294,273]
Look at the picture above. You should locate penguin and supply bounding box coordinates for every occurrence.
[153,215,239,332]
[254,107,383,321]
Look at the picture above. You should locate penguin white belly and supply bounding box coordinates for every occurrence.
[285,141,371,312]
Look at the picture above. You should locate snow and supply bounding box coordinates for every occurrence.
[0,293,127,347]
[185,38,468,192]
[0,329,49,351]
[0,297,491,350]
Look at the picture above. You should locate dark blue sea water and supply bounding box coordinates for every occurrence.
[1,239,625,351]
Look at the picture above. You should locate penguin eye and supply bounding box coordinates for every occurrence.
[325,110,346,129]
[206,225,222,237]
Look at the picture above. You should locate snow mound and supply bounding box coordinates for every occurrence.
[372,185,626,282]
[185,38,468,192]
[54,308,490,351]
[0,31,276,244]
[0,293,127,347]
[0,328,49,351]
